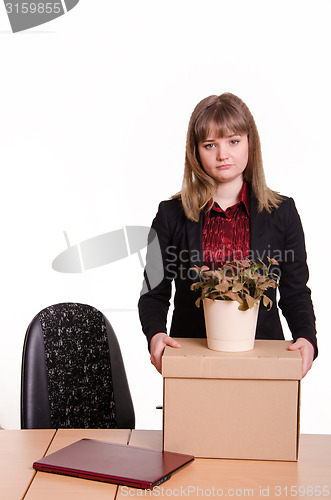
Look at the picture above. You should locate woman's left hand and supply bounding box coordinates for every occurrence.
[288,338,315,378]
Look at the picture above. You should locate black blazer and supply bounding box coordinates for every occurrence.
[138,192,318,357]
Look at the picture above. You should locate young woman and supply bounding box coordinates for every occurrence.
[138,93,317,376]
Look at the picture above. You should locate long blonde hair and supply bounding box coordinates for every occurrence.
[176,93,283,222]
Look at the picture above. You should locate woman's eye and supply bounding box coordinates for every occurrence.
[204,144,215,149]
[230,139,239,145]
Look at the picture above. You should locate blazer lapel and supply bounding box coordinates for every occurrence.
[250,193,270,263]
[185,212,204,268]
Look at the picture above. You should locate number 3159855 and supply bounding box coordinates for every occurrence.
[5,3,62,14]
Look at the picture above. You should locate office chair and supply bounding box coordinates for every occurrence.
[21,302,135,429]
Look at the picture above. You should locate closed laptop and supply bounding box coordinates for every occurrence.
[33,438,194,489]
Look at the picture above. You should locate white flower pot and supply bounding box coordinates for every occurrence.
[203,299,259,352]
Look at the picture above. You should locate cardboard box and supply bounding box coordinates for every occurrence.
[162,338,302,461]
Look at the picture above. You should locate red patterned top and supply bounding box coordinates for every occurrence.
[202,181,250,269]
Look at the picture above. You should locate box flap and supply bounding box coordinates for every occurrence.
[162,339,302,380]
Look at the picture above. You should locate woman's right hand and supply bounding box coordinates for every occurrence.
[150,333,181,374]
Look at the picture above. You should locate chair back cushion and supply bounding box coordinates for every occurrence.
[37,303,117,428]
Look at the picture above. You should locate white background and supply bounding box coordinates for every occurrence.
[0,0,330,433]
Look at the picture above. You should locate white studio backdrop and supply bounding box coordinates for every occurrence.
[0,0,330,432]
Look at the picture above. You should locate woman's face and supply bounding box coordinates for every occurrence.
[197,125,249,185]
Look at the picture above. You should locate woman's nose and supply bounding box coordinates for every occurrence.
[216,145,228,161]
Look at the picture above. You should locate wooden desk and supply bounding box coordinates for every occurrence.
[1,430,330,500]
[0,429,55,500]
[123,432,331,499]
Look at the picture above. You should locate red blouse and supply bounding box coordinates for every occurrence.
[202,181,250,269]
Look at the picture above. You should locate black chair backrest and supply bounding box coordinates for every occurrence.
[21,303,135,429]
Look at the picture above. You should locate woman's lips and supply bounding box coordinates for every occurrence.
[216,164,232,169]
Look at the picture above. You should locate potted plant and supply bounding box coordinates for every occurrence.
[190,259,279,352]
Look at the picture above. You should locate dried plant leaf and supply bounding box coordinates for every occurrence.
[263,294,272,310]
[245,293,256,309]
